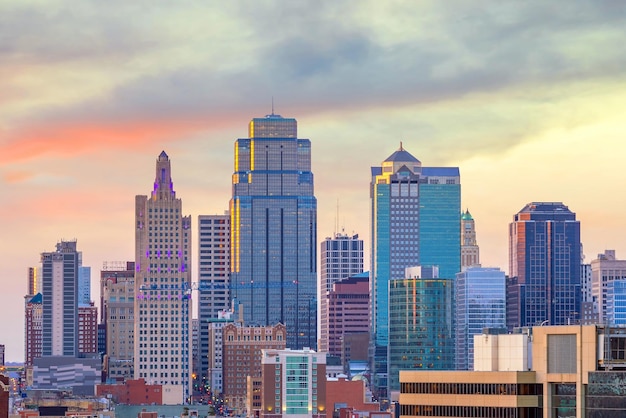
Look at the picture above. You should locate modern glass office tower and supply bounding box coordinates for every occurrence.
[370,144,460,398]
[197,214,230,384]
[591,250,626,324]
[230,114,317,350]
[507,202,581,328]
[455,266,506,370]
[41,240,80,357]
[320,232,363,353]
[134,151,192,402]
[388,266,454,393]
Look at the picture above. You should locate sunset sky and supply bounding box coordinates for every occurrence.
[2,1,626,362]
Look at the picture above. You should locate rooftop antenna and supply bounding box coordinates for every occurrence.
[271,96,275,116]
[399,140,404,151]
[334,198,339,237]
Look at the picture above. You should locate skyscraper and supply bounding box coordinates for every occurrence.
[319,232,363,353]
[455,266,506,370]
[230,113,317,350]
[591,250,626,324]
[197,213,230,384]
[134,151,192,402]
[41,240,80,357]
[370,144,460,397]
[24,293,43,368]
[507,202,581,328]
[461,209,480,270]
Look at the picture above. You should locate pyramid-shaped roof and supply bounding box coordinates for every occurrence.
[384,142,420,164]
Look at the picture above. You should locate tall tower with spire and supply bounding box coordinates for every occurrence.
[230,113,317,350]
[134,151,192,402]
[370,143,460,399]
[461,209,480,270]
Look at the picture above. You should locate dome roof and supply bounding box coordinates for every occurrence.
[461,209,473,221]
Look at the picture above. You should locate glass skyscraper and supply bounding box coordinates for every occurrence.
[455,266,506,370]
[370,144,460,398]
[388,266,454,393]
[230,113,317,350]
[507,202,581,328]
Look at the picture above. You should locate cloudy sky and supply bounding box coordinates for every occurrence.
[2,0,626,361]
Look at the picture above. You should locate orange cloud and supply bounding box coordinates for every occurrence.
[3,170,35,184]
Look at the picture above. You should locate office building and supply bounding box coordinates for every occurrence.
[78,266,91,307]
[198,213,230,384]
[370,144,460,398]
[28,266,39,295]
[320,233,363,354]
[460,209,479,270]
[387,266,454,394]
[0,344,4,366]
[134,151,192,402]
[455,267,506,370]
[41,240,81,357]
[581,262,597,324]
[259,348,326,418]
[24,293,43,367]
[78,302,98,355]
[222,323,287,413]
[326,272,370,358]
[230,113,317,350]
[507,202,581,328]
[591,250,626,324]
[208,311,236,395]
[101,261,135,381]
[606,280,626,325]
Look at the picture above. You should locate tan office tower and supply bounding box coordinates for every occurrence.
[460,209,479,270]
[134,151,192,404]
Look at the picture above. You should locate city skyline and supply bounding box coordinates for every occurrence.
[3,1,626,361]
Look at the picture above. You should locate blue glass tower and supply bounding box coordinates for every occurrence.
[455,266,506,370]
[370,144,460,398]
[507,202,581,328]
[230,113,317,350]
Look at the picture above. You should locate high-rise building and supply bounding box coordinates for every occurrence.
[41,240,80,357]
[581,262,597,325]
[222,323,287,413]
[319,232,363,353]
[101,261,135,381]
[24,293,43,368]
[197,213,230,384]
[0,344,4,366]
[134,151,192,402]
[591,250,626,325]
[507,202,581,328]
[387,266,454,393]
[259,348,326,418]
[27,267,39,295]
[78,303,98,355]
[455,266,506,370]
[461,209,480,270]
[230,113,317,350]
[370,144,460,397]
[208,311,236,395]
[78,266,91,307]
[326,272,370,358]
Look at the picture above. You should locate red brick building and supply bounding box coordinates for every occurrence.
[96,379,162,405]
[24,293,43,367]
[78,303,98,355]
[326,377,380,416]
[1,374,9,418]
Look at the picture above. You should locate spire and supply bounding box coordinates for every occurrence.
[399,141,404,151]
[152,151,176,200]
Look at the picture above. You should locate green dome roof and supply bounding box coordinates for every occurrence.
[461,209,473,221]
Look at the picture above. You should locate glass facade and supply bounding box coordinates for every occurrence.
[455,267,506,370]
[370,145,460,399]
[387,273,454,393]
[607,280,626,325]
[508,202,581,328]
[230,114,317,350]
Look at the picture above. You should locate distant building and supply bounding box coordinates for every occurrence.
[591,250,626,324]
[197,213,230,385]
[259,348,326,418]
[507,202,581,328]
[134,151,192,402]
[460,209,480,270]
[0,344,4,366]
[100,261,135,381]
[581,262,597,325]
[78,266,91,307]
[0,374,8,418]
[387,266,454,394]
[78,303,98,355]
[320,233,364,353]
[24,293,43,368]
[27,266,39,295]
[340,333,369,377]
[33,356,102,396]
[41,240,81,357]
[325,377,379,416]
[207,311,236,395]
[96,378,163,405]
[327,273,369,359]
[607,280,626,325]
[222,323,286,413]
[455,267,506,370]
[192,318,199,381]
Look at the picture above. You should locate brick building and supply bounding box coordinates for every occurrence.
[96,378,163,405]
